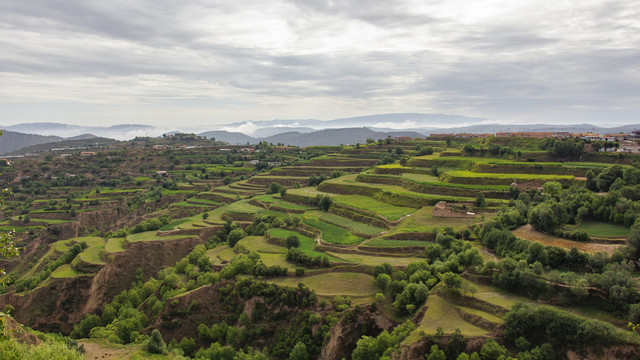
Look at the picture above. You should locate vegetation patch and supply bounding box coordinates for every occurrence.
[513,225,620,254]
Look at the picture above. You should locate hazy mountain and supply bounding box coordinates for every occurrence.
[261,128,425,146]
[0,131,64,155]
[5,123,155,140]
[198,130,256,145]
[4,137,117,156]
[218,113,487,135]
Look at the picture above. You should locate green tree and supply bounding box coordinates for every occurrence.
[289,341,309,360]
[227,228,246,247]
[147,329,167,354]
[427,344,446,360]
[286,235,300,248]
[474,192,486,208]
[376,273,391,291]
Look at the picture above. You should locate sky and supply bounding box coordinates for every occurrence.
[1,0,639,128]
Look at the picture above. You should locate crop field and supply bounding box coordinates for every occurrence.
[319,212,384,236]
[269,272,377,297]
[303,217,364,245]
[331,195,416,221]
[566,221,630,238]
[513,225,621,254]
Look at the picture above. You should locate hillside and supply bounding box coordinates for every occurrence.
[0,135,640,359]
[0,130,64,155]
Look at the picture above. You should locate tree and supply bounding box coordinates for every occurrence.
[542,181,562,197]
[474,192,486,208]
[147,329,167,354]
[442,272,463,296]
[376,273,391,291]
[318,195,333,212]
[286,235,300,248]
[227,228,246,247]
[427,345,446,360]
[289,341,309,360]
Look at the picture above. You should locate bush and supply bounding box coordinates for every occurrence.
[286,235,300,248]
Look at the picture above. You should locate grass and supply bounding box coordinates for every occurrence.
[566,221,630,238]
[325,252,423,267]
[361,239,429,247]
[401,173,440,182]
[266,229,341,260]
[126,231,194,243]
[159,218,191,231]
[446,170,574,180]
[303,217,364,245]
[225,200,264,214]
[331,195,416,221]
[513,225,621,254]
[77,242,106,264]
[390,207,483,234]
[404,295,489,343]
[105,238,126,253]
[50,264,85,278]
[238,236,286,254]
[319,212,384,236]
[206,245,232,265]
[268,272,377,296]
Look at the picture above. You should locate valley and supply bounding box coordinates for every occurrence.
[1,134,640,359]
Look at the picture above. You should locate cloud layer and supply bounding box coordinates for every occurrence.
[1,0,639,127]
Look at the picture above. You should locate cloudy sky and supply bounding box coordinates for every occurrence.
[1,0,639,128]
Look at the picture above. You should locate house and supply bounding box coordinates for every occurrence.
[496,132,553,138]
[395,136,413,142]
[153,144,168,150]
[80,151,95,156]
[249,160,259,165]
[428,133,454,138]
[581,133,604,141]
[59,153,71,158]
[432,201,476,218]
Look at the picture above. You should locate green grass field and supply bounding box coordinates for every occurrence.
[303,217,364,245]
[566,221,630,238]
[513,225,621,254]
[446,170,574,180]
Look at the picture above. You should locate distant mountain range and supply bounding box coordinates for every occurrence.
[3,113,640,154]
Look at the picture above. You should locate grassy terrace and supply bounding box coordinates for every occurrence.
[126,231,195,242]
[445,170,575,181]
[105,238,126,253]
[303,214,364,245]
[332,195,416,221]
[387,207,483,235]
[268,272,377,297]
[319,212,384,236]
